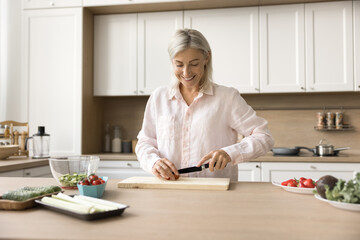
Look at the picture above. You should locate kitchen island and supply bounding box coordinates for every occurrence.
[0,177,359,240]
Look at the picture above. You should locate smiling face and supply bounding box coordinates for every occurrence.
[172,48,209,91]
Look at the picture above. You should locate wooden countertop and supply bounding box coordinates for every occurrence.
[1,177,360,240]
[0,156,49,173]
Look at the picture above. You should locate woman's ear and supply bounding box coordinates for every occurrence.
[205,51,211,65]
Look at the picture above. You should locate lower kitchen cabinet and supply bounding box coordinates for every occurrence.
[237,162,261,182]
[261,162,360,182]
[0,165,52,178]
[97,160,152,179]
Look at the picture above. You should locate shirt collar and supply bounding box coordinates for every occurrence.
[167,82,214,100]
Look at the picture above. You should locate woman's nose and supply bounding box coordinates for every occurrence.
[183,65,191,76]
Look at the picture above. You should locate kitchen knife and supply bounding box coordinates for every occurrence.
[178,163,210,174]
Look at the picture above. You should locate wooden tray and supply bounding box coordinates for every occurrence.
[0,191,62,210]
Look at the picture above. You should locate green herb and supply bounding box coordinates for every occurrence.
[324,173,360,203]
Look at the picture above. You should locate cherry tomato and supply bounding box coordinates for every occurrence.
[79,179,90,185]
[92,180,101,185]
[100,179,105,184]
[281,179,291,186]
[299,177,306,182]
[287,181,297,187]
[89,175,98,181]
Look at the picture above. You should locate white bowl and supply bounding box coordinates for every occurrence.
[49,156,100,189]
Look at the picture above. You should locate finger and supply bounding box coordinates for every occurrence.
[152,168,162,180]
[212,152,222,170]
[159,162,175,180]
[155,163,170,180]
[220,158,229,169]
[197,152,213,167]
[209,157,218,172]
[163,159,179,177]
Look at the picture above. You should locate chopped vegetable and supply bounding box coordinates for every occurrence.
[41,196,96,214]
[59,173,87,187]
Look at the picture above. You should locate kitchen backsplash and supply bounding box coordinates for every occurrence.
[100,92,360,153]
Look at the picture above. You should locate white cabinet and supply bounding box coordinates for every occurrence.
[0,165,52,177]
[94,14,137,96]
[262,162,360,182]
[97,160,152,179]
[238,162,261,182]
[23,8,82,156]
[84,0,178,7]
[184,7,259,93]
[305,1,354,92]
[23,0,82,9]
[354,1,360,91]
[138,11,183,95]
[94,11,183,96]
[259,4,305,93]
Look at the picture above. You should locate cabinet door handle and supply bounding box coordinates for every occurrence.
[133,90,137,94]
[301,87,305,90]
[254,88,259,91]
[310,165,317,170]
[255,165,260,168]
[49,1,55,6]
[127,163,132,167]
[139,90,144,94]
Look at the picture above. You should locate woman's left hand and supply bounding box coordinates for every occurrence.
[196,150,231,172]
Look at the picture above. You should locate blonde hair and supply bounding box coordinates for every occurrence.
[168,28,213,90]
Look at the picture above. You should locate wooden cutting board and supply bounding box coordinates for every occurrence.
[117,177,230,191]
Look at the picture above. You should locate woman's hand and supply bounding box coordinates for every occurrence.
[152,158,179,180]
[196,150,231,172]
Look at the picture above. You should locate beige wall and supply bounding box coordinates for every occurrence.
[93,92,360,154]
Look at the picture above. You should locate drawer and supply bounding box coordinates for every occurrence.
[99,160,141,169]
[23,0,82,9]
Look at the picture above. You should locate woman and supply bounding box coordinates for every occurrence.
[136,29,274,181]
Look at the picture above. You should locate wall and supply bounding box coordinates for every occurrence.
[0,0,26,122]
[98,92,360,154]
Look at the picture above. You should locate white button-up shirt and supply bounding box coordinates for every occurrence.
[136,83,274,181]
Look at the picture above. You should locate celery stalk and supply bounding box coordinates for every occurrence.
[75,195,127,209]
[73,195,118,211]
[41,197,96,214]
[53,193,111,212]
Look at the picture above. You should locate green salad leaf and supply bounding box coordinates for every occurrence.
[325,172,360,203]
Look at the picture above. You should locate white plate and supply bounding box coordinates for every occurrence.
[272,181,315,194]
[314,194,360,211]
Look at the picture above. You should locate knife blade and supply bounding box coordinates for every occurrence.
[178,163,210,174]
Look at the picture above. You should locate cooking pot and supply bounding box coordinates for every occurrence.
[271,139,350,156]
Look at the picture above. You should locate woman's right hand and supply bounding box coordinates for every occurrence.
[152,158,179,180]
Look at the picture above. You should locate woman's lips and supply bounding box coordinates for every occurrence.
[182,75,195,81]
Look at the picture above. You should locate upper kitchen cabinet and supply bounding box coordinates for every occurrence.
[94,14,137,96]
[355,1,360,92]
[259,4,305,93]
[137,11,183,95]
[94,11,183,96]
[305,1,354,92]
[23,8,82,156]
[184,7,259,94]
[23,0,82,9]
[84,0,178,7]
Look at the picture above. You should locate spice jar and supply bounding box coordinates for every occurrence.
[335,112,343,129]
[325,112,334,129]
[316,112,325,129]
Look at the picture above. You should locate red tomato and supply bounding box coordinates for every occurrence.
[89,175,98,181]
[92,180,101,185]
[299,177,306,182]
[303,179,315,188]
[100,179,105,184]
[79,179,90,185]
[281,179,291,186]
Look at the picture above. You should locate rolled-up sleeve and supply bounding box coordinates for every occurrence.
[221,90,274,164]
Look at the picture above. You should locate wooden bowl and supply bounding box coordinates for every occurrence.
[0,145,19,159]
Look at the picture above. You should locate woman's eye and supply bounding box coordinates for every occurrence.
[176,65,183,67]
[191,64,199,67]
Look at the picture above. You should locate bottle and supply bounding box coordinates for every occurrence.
[111,125,122,153]
[104,123,111,153]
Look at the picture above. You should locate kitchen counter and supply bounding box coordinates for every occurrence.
[0,177,359,240]
[0,156,49,173]
[97,151,360,163]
